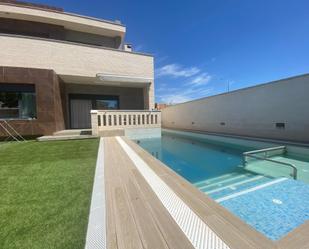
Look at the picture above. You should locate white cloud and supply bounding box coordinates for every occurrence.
[189,73,212,86]
[156,64,200,78]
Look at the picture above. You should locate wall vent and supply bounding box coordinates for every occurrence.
[276,122,285,129]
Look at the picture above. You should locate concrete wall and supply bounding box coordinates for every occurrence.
[162,74,309,143]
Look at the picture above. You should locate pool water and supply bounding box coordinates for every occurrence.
[135,131,309,240]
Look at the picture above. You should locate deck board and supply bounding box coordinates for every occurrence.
[104,137,194,249]
[108,139,169,249]
[105,139,143,249]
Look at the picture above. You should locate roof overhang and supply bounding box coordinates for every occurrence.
[0,3,126,38]
[96,73,153,84]
[59,74,152,88]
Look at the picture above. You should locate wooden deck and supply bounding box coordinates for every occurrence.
[103,137,309,249]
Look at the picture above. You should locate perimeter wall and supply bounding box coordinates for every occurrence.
[162,74,309,143]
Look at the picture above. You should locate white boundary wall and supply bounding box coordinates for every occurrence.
[162,74,309,143]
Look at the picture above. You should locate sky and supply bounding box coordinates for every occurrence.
[29,0,309,104]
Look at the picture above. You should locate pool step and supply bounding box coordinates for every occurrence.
[206,175,264,194]
[216,177,288,203]
[194,172,240,188]
[208,176,272,200]
[199,173,255,192]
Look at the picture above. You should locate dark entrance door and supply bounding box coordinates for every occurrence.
[69,94,119,129]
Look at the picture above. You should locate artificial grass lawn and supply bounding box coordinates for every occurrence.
[0,139,99,249]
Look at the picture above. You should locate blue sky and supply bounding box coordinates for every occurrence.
[30,0,309,103]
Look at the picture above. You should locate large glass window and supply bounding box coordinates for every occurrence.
[0,84,37,119]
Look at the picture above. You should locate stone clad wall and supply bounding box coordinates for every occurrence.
[0,66,65,136]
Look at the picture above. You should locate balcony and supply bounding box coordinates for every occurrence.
[0,34,153,83]
[0,3,126,37]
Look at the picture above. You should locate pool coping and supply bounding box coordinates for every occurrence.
[162,128,309,148]
[84,137,106,249]
[123,136,309,249]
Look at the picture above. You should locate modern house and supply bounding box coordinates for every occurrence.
[1,2,309,249]
[0,0,155,137]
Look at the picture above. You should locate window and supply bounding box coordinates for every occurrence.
[95,99,118,110]
[0,84,37,119]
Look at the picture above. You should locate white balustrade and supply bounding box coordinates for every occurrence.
[91,110,161,135]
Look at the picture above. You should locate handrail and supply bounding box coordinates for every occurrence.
[243,146,297,180]
[243,146,286,155]
[244,154,297,180]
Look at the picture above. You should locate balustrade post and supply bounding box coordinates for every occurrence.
[91,110,99,136]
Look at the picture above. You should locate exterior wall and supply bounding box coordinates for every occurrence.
[0,3,125,37]
[0,17,122,48]
[0,35,155,110]
[0,35,153,83]
[162,74,309,143]
[64,29,121,48]
[0,66,65,136]
[149,81,155,110]
[0,17,65,39]
[65,83,145,127]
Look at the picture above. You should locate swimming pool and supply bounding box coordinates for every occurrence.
[135,129,309,240]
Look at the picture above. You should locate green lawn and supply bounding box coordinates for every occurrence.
[0,139,99,249]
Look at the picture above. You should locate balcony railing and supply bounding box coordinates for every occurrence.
[91,110,161,136]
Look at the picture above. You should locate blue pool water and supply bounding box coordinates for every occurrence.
[220,179,309,240]
[136,131,309,240]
